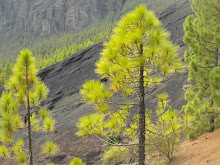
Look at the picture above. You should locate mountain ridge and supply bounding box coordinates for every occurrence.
[0,0,127,36]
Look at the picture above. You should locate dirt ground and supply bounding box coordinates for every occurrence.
[171,129,220,165]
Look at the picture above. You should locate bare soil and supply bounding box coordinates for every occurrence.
[171,129,220,165]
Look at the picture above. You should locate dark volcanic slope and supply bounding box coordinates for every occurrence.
[38,42,104,130]
[158,0,193,47]
[0,0,193,164]
[38,0,193,129]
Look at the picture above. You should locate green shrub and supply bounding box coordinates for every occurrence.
[69,158,86,165]
[102,146,133,164]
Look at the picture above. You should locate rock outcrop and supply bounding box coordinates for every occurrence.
[0,0,126,36]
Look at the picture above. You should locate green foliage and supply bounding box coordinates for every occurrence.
[146,94,186,162]
[3,61,12,82]
[183,0,220,138]
[12,140,27,165]
[76,113,106,137]
[0,145,9,157]
[39,107,50,120]
[69,157,86,165]
[13,139,25,154]
[79,3,181,117]
[43,117,55,132]
[102,146,132,164]
[80,80,112,113]
[42,141,59,156]
[0,91,23,144]
[0,49,57,164]
[78,4,182,164]
[210,67,220,91]
[15,151,27,165]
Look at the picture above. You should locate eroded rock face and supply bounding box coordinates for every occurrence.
[0,0,126,36]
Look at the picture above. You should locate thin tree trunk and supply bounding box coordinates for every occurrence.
[26,66,33,165]
[209,115,215,132]
[209,48,219,133]
[138,44,146,165]
[27,95,33,165]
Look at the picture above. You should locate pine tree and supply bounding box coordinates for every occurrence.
[0,49,57,165]
[0,65,3,74]
[0,61,13,87]
[3,61,12,80]
[183,0,220,138]
[78,5,181,165]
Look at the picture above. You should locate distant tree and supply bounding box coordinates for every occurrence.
[183,0,220,138]
[0,65,3,74]
[0,50,57,165]
[77,5,182,165]
[2,61,12,85]
[0,65,3,87]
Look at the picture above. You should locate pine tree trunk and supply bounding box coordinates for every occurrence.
[27,96,33,165]
[138,44,146,165]
[209,115,215,132]
[209,48,219,133]
[26,66,33,165]
[209,98,216,133]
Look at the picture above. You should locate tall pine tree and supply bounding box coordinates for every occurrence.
[0,50,56,165]
[183,0,220,138]
[78,5,182,165]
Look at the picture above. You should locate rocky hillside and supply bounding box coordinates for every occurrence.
[0,0,128,36]
[0,0,194,164]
